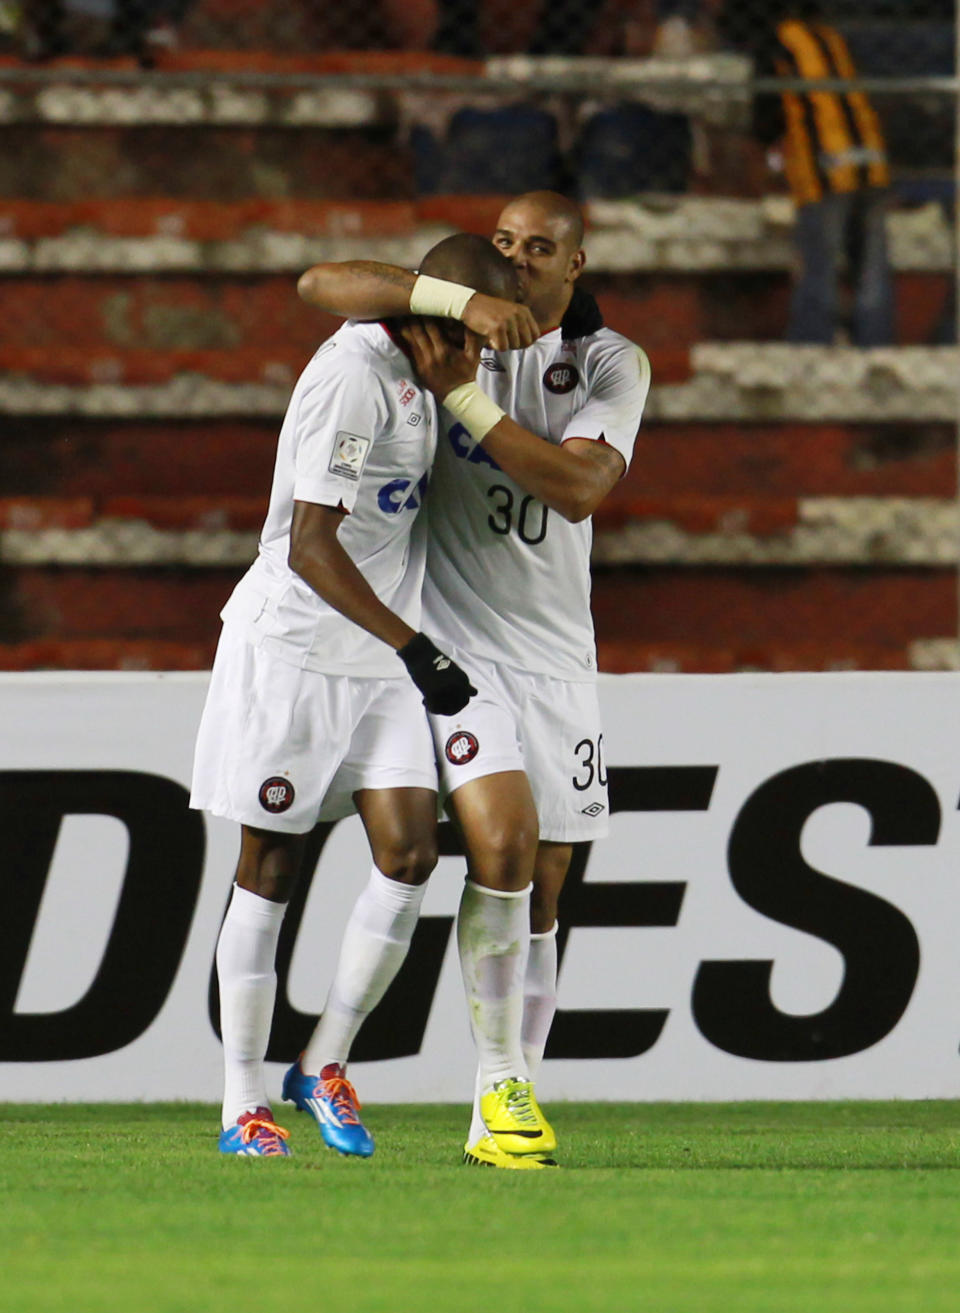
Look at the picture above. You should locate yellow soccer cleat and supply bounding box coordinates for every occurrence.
[480,1078,557,1157]
[462,1133,558,1169]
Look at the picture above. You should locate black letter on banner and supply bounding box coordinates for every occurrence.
[0,770,204,1061]
[547,765,718,1060]
[692,759,936,1061]
[210,821,454,1063]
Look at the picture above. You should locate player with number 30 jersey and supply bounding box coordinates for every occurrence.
[424,295,649,839]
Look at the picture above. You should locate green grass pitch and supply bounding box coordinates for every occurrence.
[4,1101,960,1313]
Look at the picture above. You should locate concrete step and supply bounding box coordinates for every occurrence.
[1,268,947,351]
[591,567,955,648]
[6,419,953,501]
[3,494,958,568]
[1,260,946,354]
[2,420,278,496]
[3,563,954,654]
[0,638,216,670]
[0,344,954,421]
[596,638,958,674]
[0,50,748,126]
[1,564,243,644]
[2,634,955,674]
[618,422,955,499]
[0,124,415,202]
[0,276,344,356]
[0,197,951,273]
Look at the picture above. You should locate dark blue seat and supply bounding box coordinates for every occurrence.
[412,105,563,195]
[842,20,954,76]
[576,103,693,199]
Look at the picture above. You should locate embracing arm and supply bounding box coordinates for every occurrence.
[297,261,416,322]
[297,261,540,350]
[400,321,626,523]
[480,422,624,522]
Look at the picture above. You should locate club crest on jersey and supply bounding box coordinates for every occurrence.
[259,776,295,814]
[543,362,579,395]
[445,731,479,765]
[329,431,371,481]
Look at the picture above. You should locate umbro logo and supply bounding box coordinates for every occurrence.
[580,802,606,817]
[432,656,451,671]
[407,413,422,426]
[480,356,506,372]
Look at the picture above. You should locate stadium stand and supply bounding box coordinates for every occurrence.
[0,2,957,673]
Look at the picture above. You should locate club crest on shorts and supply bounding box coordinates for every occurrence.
[259,776,295,814]
[445,731,479,765]
[543,362,579,395]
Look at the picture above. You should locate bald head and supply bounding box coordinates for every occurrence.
[419,232,518,302]
[500,191,585,250]
[491,191,586,330]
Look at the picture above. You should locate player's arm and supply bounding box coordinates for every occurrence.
[289,501,475,714]
[401,321,626,523]
[297,261,540,351]
[289,500,416,650]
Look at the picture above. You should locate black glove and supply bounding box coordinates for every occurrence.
[397,632,477,716]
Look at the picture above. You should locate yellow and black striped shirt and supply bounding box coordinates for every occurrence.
[775,19,889,206]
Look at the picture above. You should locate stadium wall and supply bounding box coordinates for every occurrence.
[2,670,959,1103]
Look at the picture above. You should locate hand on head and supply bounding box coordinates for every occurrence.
[462,294,540,351]
[401,319,483,398]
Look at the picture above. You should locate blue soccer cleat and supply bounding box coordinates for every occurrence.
[218,1106,291,1157]
[282,1058,374,1157]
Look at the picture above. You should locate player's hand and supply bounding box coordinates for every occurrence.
[397,632,477,716]
[402,320,483,399]
[462,293,540,351]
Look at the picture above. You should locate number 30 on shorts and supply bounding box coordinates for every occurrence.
[572,734,607,791]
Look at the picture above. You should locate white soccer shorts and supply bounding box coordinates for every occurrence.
[191,623,437,834]
[428,648,610,843]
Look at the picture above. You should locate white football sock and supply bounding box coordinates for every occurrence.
[523,922,559,1080]
[457,878,530,1101]
[216,883,286,1129]
[302,865,427,1074]
[467,920,558,1146]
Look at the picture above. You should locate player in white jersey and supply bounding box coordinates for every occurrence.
[297,192,649,1167]
[191,232,556,1160]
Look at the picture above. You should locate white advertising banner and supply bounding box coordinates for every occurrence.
[1,670,958,1103]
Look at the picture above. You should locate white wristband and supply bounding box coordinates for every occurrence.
[409,274,476,321]
[441,382,506,442]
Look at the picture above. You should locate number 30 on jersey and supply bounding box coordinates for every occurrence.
[487,484,549,545]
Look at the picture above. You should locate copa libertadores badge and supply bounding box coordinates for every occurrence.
[445,731,479,765]
[259,776,295,813]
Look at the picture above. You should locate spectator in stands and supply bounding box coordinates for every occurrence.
[722,0,895,347]
[25,0,184,63]
[382,0,633,57]
[650,0,712,56]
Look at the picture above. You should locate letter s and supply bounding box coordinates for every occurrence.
[692,759,938,1061]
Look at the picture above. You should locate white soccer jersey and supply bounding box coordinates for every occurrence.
[221,319,437,678]
[422,316,650,679]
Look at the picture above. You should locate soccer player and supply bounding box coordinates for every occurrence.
[191,232,553,1158]
[296,191,650,1167]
